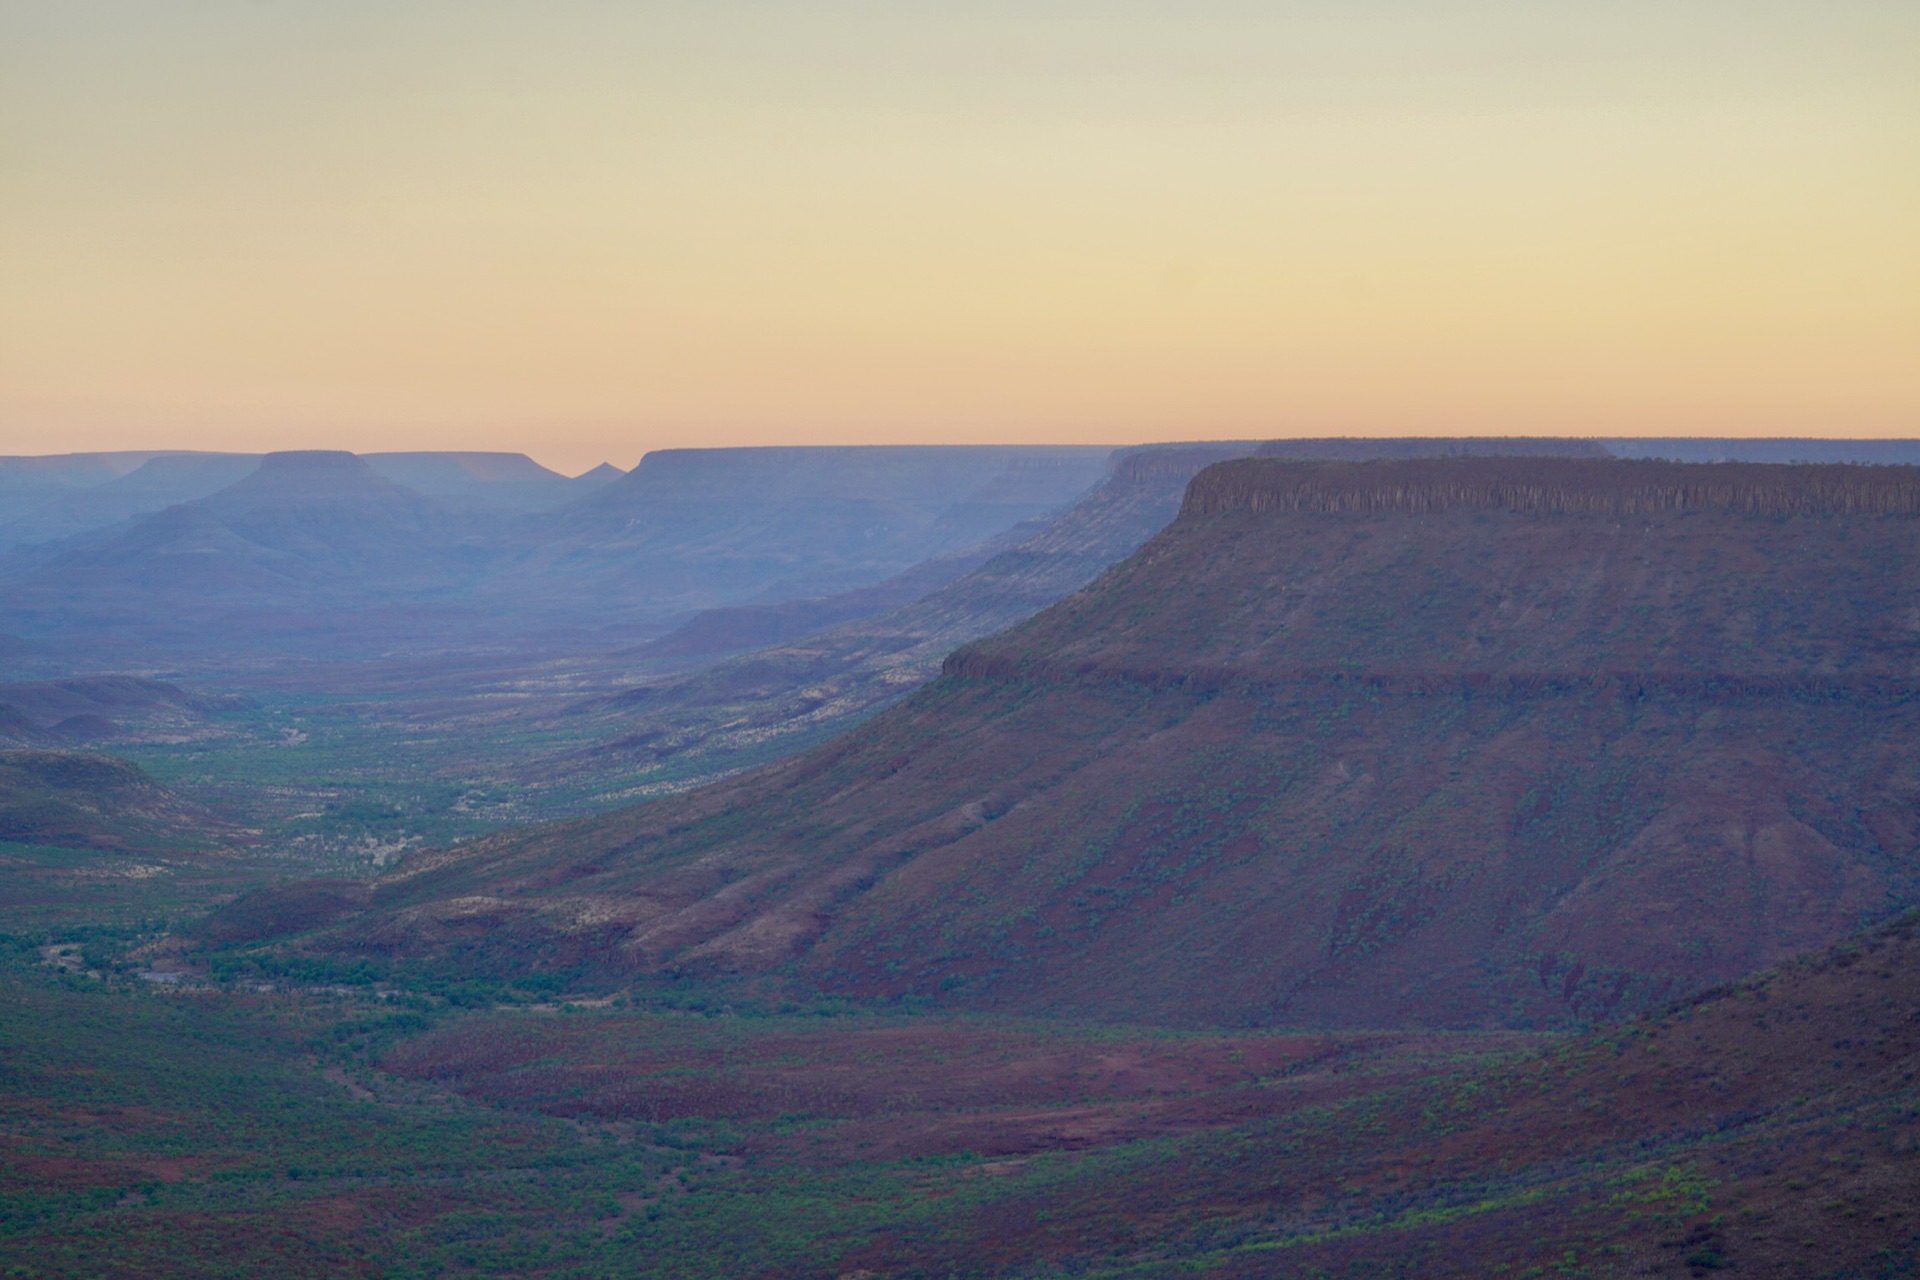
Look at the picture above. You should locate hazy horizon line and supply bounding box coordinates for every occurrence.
[9,428,1920,481]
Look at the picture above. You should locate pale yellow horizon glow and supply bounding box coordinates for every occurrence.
[2,2,1916,475]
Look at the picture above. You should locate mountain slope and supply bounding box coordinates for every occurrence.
[0,453,263,551]
[0,453,156,506]
[0,450,625,555]
[285,456,1920,1027]
[0,452,494,652]
[996,909,1920,1275]
[28,449,464,586]
[0,750,240,854]
[0,677,244,748]
[1005,908,1920,1276]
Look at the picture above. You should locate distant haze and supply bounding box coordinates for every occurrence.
[2,2,1916,473]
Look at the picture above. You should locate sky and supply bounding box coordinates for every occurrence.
[2,2,1916,475]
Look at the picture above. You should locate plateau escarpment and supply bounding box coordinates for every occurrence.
[280,458,1920,1028]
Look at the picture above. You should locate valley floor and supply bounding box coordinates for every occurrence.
[3,915,1917,1278]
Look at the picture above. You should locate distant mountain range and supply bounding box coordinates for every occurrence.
[8,439,1919,669]
[6,437,1916,555]
[0,449,620,550]
[0,445,1112,660]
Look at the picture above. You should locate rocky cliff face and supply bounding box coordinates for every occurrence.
[1187,454,1920,517]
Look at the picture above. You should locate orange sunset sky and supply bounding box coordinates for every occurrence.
[2,1,1916,475]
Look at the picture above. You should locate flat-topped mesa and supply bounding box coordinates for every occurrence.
[1183,456,1920,520]
[946,454,1920,694]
